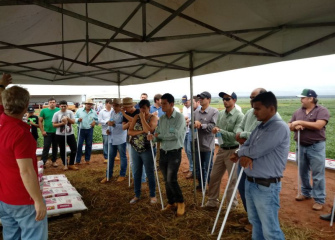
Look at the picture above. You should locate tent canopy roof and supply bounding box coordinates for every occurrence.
[1,0,335,86]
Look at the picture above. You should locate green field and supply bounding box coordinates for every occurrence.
[37,98,334,159]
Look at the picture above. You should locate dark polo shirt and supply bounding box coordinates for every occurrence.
[289,105,330,145]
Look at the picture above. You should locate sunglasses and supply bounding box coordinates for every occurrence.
[223,97,231,101]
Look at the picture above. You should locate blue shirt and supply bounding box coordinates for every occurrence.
[150,105,165,118]
[75,108,98,129]
[238,114,290,178]
[108,111,127,145]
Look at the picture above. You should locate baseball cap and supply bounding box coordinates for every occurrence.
[219,91,237,100]
[296,89,317,98]
[197,91,211,99]
[181,95,189,103]
[27,106,34,113]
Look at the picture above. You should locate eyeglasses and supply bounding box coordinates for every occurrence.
[223,97,231,101]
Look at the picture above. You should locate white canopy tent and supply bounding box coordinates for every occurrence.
[0,0,335,87]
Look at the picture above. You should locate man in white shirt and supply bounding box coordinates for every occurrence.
[181,95,193,178]
[98,99,113,163]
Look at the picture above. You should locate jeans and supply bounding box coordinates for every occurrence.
[56,134,77,165]
[159,149,184,204]
[76,128,93,163]
[297,141,326,204]
[184,132,193,172]
[193,143,214,188]
[127,143,146,183]
[131,147,156,198]
[106,142,127,178]
[245,180,284,240]
[41,132,58,164]
[238,163,247,212]
[0,201,48,240]
[102,135,109,159]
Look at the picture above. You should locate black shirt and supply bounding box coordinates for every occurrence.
[27,115,39,139]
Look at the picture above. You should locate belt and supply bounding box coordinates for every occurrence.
[300,141,322,147]
[160,148,182,154]
[221,145,239,150]
[247,176,281,187]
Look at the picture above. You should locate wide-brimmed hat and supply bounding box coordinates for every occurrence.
[122,97,136,107]
[84,98,95,105]
[112,98,122,105]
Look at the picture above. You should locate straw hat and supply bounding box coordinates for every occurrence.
[122,97,136,107]
[112,98,122,105]
[84,98,95,105]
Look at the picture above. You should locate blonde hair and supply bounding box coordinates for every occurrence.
[2,86,30,114]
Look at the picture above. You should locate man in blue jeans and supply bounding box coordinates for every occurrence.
[148,93,186,216]
[75,98,98,164]
[289,89,330,211]
[181,94,193,178]
[232,91,290,240]
[98,98,113,163]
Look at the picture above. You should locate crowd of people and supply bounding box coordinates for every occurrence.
[0,72,334,240]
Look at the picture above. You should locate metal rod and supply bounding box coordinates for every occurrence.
[74,122,82,164]
[128,144,131,187]
[64,118,68,169]
[202,146,213,206]
[118,71,121,98]
[211,162,236,234]
[331,195,335,226]
[196,130,204,198]
[297,130,301,197]
[86,3,89,64]
[217,167,244,239]
[107,135,110,181]
[149,134,164,210]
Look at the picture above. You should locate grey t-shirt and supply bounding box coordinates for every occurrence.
[52,110,75,136]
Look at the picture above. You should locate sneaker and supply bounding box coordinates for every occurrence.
[295,195,311,201]
[68,165,79,171]
[63,166,68,171]
[312,203,324,211]
[100,177,109,184]
[130,197,140,204]
[117,176,126,182]
[150,197,157,204]
[204,200,219,208]
[115,157,120,161]
[320,210,335,221]
[52,162,58,167]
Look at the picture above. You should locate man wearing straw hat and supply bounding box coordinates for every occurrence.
[0,73,48,239]
[205,91,243,209]
[101,98,128,183]
[121,97,147,186]
[148,93,186,216]
[289,89,330,211]
[75,98,98,164]
[98,98,113,163]
[52,100,79,171]
[234,91,290,240]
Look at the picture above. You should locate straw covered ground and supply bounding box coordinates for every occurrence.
[34,151,335,240]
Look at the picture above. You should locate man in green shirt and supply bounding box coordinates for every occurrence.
[39,98,60,167]
[148,93,186,216]
[205,91,244,208]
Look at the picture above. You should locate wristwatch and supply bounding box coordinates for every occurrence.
[235,149,239,155]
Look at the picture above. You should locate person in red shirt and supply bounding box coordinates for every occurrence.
[0,73,48,240]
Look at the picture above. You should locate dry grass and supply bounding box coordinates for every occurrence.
[39,157,334,240]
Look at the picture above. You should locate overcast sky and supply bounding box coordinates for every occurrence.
[20,54,335,100]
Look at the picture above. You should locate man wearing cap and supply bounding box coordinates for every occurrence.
[205,91,244,208]
[98,98,113,163]
[289,89,330,211]
[193,91,218,190]
[39,97,60,168]
[101,98,128,183]
[52,100,79,171]
[181,95,193,178]
[27,106,40,142]
[121,97,147,185]
[150,94,164,118]
[75,99,98,164]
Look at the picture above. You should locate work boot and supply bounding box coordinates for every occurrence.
[176,202,185,216]
[312,203,324,211]
[100,177,109,184]
[68,165,79,171]
[320,208,335,221]
[52,162,58,167]
[161,203,177,212]
[295,194,311,201]
[117,176,126,182]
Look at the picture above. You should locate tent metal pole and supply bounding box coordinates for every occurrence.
[118,71,121,98]
[189,51,197,204]
[86,3,89,65]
